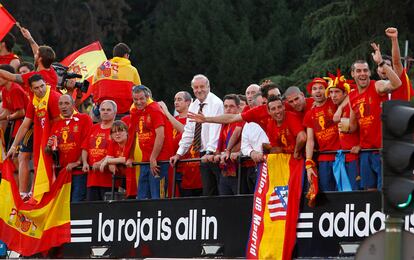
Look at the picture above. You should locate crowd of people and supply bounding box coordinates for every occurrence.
[0,26,412,203]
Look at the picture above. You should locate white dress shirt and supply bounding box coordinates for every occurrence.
[241,122,269,156]
[177,92,224,156]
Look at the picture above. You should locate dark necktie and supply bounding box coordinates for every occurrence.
[192,103,206,151]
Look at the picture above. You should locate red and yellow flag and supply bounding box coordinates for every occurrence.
[92,57,141,114]
[246,154,303,260]
[0,160,71,256]
[31,86,55,202]
[61,41,107,102]
[0,4,15,41]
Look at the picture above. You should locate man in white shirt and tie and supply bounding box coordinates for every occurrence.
[170,74,224,196]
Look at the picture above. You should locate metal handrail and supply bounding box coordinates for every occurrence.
[104,148,382,200]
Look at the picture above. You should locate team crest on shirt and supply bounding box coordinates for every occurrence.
[73,125,79,133]
[146,115,152,124]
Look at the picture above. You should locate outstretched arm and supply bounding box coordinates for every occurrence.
[20,26,39,56]
[371,43,401,93]
[188,112,243,124]
[386,27,403,77]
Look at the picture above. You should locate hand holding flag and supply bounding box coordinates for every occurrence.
[0,4,16,41]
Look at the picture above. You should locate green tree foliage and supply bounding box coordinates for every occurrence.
[133,0,311,101]
[2,0,129,59]
[290,0,414,91]
[3,0,413,103]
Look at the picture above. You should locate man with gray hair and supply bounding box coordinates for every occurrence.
[170,74,224,196]
[82,99,117,201]
[129,85,173,199]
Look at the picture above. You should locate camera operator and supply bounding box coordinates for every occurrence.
[52,63,90,108]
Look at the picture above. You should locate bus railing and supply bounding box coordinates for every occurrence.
[107,148,381,200]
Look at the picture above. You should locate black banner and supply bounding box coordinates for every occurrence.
[64,195,253,258]
[63,191,414,258]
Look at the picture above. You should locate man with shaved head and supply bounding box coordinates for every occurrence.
[47,94,92,201]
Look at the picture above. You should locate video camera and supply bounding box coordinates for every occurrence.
[52,63,89,93]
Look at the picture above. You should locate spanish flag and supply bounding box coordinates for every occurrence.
[123,105,144,197]
[61,41,107,102]
[31,86,55,202]
[246,154,304,260]
[92,57,141,114]
[0,160,71,256]
[0,4,15,41]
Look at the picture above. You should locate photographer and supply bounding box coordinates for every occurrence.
[52,63,89,108]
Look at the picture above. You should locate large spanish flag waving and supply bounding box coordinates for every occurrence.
[0,160,71,256]
[92,56,141,114]
[0,4,15,41]
[31,86,55,202]
[61,41,107,102]
[246,154,304,260]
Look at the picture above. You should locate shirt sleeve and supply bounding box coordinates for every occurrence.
[10,88,26,110]
[303,110,312,129]
[25,103,34,119]
[204,99,224,152]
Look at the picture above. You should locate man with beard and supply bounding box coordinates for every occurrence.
[0,27,58,95]
[326,72,361,190]
[349,43,402,190]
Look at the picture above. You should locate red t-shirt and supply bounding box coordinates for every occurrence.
[241,104,270,131]
[2,82,29,137]
[130,102,173,161]
[0,53,19,65]
[20,68,58,95]
[285,97,314,120]
[217,122,239,177]
[107,140,126,158]
[172,116,202,189]
[391,69,414,101]
[26,89,61,121]
[303,99,341,161]
[51,113,92,175]
[349,80,386,149]
[338,105,359,162]
[267,112,304,153]
[81,124,113,187]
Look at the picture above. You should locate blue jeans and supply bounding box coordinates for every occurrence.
[318,161,337,191]
[71,174,87,202]
[137,163,169,199]
[359,152,381,190]
[346,160,360,191]
[218,175,238,195]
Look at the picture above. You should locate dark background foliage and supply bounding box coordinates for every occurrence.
[3,0,414,105]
